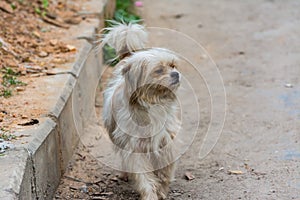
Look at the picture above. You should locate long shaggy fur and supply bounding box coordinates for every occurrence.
[101,21,148,58]
[102,22,181,200]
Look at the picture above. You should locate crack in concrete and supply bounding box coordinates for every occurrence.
[27,150,39,199]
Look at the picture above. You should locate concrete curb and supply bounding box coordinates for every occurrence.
[0,0,115,199]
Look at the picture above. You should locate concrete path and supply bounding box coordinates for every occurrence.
[56,1,300,199]
[141,0,300,199]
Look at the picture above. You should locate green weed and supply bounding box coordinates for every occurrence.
[103,0,141,65]
[1,89,12,98]
[10,3,17,10]
[35,0,49,16]
[0,132,16,141]
[114,0,140,23]
[0,68,26,98]
[42,0,49,9]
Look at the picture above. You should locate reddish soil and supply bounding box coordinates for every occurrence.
[0,0,86,133]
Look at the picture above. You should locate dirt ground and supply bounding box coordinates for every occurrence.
[55,0,300,199]
[0,0,90,134]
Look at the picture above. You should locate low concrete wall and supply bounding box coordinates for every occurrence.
[0,0,115,199]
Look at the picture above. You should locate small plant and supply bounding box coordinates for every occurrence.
[102,44,119,66]
[114,0,141,23]
[0,67,26,98]
[42,0,49,9]
[0,132,16,141]
[35,0,49,16]
[10,3,17,10]
[35,7,41,15]
[1,89,12,98]
[1,68,26,87]
[103,0,141,65]
[4,68,17,76]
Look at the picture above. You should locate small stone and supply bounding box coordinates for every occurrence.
[21,115,28,119]
[52,58,66,64]
[38,51,48,57]
[16,87,25,92]
[49,39,58,46]
[173,192,182,197]
[174,14,184,19]
[64,17,81,25]
[284,83,293,88]
[32,31,41,38]
[66,44,76,52]
[184,171,195,180]
[79,185,88,193]
[228,170,243,175]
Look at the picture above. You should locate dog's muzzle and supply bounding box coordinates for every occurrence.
[170,71,180,85]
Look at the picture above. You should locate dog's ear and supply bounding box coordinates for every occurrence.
[122,60,147,98]
[122,63,136,98]
[122,64,131,75]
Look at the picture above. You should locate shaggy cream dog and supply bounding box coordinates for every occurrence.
[102,21,181,200]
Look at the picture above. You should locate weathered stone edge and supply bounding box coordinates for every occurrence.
[1,0,115,199]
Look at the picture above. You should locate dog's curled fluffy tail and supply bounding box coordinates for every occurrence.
[101,21,148,58]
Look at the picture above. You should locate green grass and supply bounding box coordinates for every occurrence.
[1,68,25,87]
[10,3,17,10]
[1,89,12,98]
[0,132,16,141]
[0,68,26,98]
[35,0,49,16]
[42,0,49,9]
[114,0,141,23]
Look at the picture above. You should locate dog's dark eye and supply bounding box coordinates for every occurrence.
[169,63,176,68]
[155,68,164,74]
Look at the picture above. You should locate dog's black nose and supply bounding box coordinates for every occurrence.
[170,71,179,79]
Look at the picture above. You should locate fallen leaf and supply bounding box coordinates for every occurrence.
[45,12,57,20]
[32,31,41,38]
[228,170,243,175]
[66,44,76,52]
[172,192,182,197]
[42,16,70,29]
[52,58,67,64]
[174,14,184,19]
[21,115,28,119]
[18,119,39,126]
[101,192,114,196]
[284,83,293,88]
[38,51,48,57]
[110,177,118,182]
[91,197,108,200]
[15,87,25,92]
[64,17,82,25]
[49,39,58,46]
[184,171,195,180]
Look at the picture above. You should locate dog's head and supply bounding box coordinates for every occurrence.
[121,48,181,105]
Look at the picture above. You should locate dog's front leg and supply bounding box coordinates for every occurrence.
[155,162,176,199]
[131,172,160,200]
